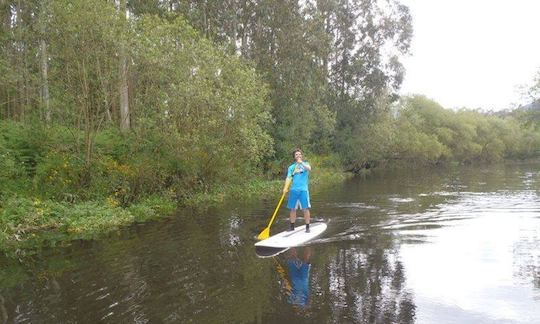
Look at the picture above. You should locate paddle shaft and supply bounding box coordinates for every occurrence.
[257,181,291,240]
[266,190,286,228]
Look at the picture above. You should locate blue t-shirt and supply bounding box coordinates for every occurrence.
[287,162,310,191]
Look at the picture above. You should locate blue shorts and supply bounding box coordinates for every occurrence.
[287,190,311,210]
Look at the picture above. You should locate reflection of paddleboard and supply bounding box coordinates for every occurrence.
[255,246,289,258]
[255,222,327,248]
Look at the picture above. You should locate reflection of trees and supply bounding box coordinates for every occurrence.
[263,233,415,323]
[302,171,422,323]
[320,241,415,323]
[0,207,275,323]
[157,209,275,323]
[0,294,7,323]
[0,252,74,323]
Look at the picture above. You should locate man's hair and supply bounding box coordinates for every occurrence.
[292,148,303,159]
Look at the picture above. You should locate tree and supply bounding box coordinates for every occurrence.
[321,0,412,166]
[130,15,273,190]
[39,0,51,123]
[49,0,123,165]
[118,0,130,132]
[0,0,43,121]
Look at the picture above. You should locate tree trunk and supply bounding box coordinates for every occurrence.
[41,38,50,123]
[230,0,239,54]
[203,0,209,38]
[40,1,51,123]
[1,0,11,119]
[16,0,25,121]
[118,0,130,132]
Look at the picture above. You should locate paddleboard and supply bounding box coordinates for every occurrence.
[255,222,327,248]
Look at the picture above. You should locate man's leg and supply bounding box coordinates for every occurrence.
[303,209,311,232]
[299,190,311,232]
[288,208,297,231]
[287,190,300,231]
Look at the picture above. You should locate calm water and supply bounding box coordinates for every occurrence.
[1,163,540,323]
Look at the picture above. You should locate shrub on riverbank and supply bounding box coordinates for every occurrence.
[0,195,175,254]
[0,120,347,253]
[0,124,346,253]
[0,172,347,254]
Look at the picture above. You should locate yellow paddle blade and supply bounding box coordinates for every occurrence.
[257,227,270,241]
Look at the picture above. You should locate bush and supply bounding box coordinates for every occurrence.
[34,150,84,201]
[0,139,24,195]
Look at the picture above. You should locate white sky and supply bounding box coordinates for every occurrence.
[398,0,540,111]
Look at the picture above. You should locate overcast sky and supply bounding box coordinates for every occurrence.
[398,0,540,111]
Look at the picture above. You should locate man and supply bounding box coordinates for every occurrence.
[283,148,312,232]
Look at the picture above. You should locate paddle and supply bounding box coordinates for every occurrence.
[257,183,289,240]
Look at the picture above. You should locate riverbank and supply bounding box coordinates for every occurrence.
[0,159,350,257]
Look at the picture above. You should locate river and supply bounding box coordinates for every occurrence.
[1,162,539,323]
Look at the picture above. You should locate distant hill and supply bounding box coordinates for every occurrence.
[489,100,540,118]
[520,100,540,111]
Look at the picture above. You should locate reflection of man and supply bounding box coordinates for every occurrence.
[286,247,311,308]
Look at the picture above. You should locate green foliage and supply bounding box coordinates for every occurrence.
[0,121,47,198]
[34,149,82,200]
[395,95,540,164]
[48,0,124,163]
[128,195,176,223]
[355,116,395,166]
[0,194,176,252]
[131,15,273,189]
[0,134,23,195]
[393,117,448,163]
[0,121,47,175]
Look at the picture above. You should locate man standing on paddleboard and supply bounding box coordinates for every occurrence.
[283,148,312,232]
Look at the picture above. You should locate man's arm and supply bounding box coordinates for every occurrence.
[302,162,311,171]
[283,177,292,194]
[283,165,292,194]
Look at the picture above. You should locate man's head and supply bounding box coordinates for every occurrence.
[292,148,303,161]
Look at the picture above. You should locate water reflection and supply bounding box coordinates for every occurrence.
[283,247,311,310]
[1,163,540,323]
[398,192,540,323]
[0,294,6,323]
[255,246,289,258]
[321,244,416,323]
[260,238,417,323]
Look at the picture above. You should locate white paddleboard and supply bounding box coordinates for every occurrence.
[255,222,327,248]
